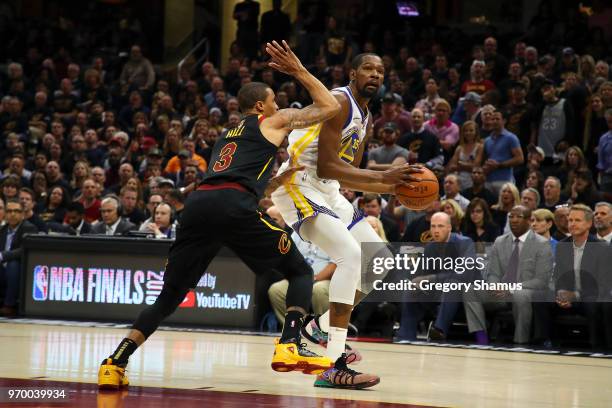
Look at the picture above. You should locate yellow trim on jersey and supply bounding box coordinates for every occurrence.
[283,124,321,218]
[259,211,286,232]
[257,157,274,180]
[288,124,321,162]
[285,183,315,218]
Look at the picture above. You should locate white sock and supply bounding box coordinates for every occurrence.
[326,326,348,361]
[318,312,330,332]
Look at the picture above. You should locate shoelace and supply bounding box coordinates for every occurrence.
[331,359,361,385]
[298,343,322,357]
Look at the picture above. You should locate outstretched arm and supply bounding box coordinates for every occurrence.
[262,41,340,145]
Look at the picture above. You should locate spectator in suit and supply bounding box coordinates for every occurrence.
[90,196,136,236]
[397,212,477,342]
[18,188,46,232]
[0,199,38,317]
[120,186,146,227]
[139,202,177,239]
[63,201,92,235]
[463,205,553,344]
[362,193,399,242]
[593,202,612,243]
[533,204,611,350]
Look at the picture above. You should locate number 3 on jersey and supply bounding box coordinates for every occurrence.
[212,142,237,172]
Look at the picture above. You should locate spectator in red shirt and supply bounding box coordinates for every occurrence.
[461,60,496,96]
[78,178,101,223]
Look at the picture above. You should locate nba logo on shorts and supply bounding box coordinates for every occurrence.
[33,265,49,301]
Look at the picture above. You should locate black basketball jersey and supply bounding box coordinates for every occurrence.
[201,114,277,198]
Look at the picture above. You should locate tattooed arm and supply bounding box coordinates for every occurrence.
[260,41,340,146]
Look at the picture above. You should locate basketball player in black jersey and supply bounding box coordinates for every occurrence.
[97,41,345,388]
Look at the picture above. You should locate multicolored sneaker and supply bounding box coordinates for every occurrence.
[98,358,129,389]
[314,353,380,389]
[271,338,333,375]
[301,315,362,364]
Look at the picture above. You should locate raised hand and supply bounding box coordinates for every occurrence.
[265,40,305,76]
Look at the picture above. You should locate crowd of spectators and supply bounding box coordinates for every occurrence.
[1,0,612,346]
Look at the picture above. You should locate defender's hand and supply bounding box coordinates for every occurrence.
[266,40,306,76]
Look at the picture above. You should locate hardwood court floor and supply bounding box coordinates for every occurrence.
[0,321,611,407]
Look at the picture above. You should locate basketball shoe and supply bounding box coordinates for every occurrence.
[98,358,129,389]
[313,353,380,389]
[271,338,334,375]
[301,314,362,364]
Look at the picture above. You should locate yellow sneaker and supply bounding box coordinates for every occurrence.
[98,358,129,389]
[271,339,333,375]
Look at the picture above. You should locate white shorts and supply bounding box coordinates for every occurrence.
[271,166,364,238]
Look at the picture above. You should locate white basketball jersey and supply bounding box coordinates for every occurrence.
[285,86,369,173]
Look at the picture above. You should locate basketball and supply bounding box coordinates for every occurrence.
[395,167,439,210]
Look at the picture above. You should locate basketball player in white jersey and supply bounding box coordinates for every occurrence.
[271,53,422,388]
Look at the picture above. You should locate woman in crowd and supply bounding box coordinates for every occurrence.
[530,208,558,257]
[125,177,145,210]
[523,169,545,195]
[162,128,181,165]
[30,171,48,205]
[461,198,500,252]
[490,182,520,233]
[568,169,604,208]
[37,186,70,223]
[441,199,464,233]
[446,120,483,189]
[559,146,588,191]
[366,216,388,242]
[70,160,91,196]
[1,175,21,202]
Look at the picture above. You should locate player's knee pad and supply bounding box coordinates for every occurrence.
[328,240,361,305]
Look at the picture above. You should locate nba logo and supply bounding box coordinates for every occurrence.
[33,265,48,301]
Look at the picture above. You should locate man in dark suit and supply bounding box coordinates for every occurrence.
[0,199,38,317]
[64,201,92,235]
[90,196,136,236]
[396,212,477,342]
[533,204,611,350]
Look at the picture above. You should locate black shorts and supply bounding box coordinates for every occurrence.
[163,187,308,288]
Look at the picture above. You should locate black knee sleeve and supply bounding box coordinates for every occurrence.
[282,255,313,312]
[132,283,188,339]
